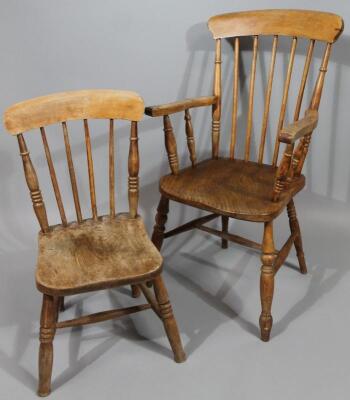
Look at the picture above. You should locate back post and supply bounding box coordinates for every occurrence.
[17,134,50,233]
[212,39,222,159]
[128,121,139,218]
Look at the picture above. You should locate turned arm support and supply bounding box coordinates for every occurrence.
[279,109,318,144]
[145,96,217,117]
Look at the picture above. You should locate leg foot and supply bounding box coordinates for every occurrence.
[287,200,307,274]
[38,295,58,397]
[151,195,169,251]
[153,275,186,363]
[259,221,276,342]
[221,216,229,249]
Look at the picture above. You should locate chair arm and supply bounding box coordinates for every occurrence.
[145,96,218,117]
[279,110,318,144]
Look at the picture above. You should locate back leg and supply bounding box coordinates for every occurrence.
[287,199,307,274]
[131,285,141,298]
[151,195,169,251]
[221,216,229,249]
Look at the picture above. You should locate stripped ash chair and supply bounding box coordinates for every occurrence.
[145,10,343,342]
[4,90,186,396]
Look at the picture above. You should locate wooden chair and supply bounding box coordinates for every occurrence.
[145,10,344,342]
[4,90,186,397]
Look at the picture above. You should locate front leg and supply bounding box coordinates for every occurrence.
[38,294,59,396]
[259,221,276,342]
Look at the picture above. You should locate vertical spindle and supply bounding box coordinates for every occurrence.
[272,37,297,166]
[128,121,139,218]
[40,127,67,226]
[184,109,196,167]
[62,122,83,223]
[109,119,115,217]
[230,37,240,159]
[212,38,221,159]
[17,134,49,232]
[84,119,98,221]
[258,35,278,164]
[163,115,179,175]
[245,35,259,161]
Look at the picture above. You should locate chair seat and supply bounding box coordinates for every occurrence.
[160,158,305,222]
[36,214,162,295]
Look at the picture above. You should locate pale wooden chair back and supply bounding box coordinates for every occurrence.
[4,90,144,232]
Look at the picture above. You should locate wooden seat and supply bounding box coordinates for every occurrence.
[145,10,343,343]
[4,89,186,397]
[160,158,305,222]
[36,214,162,296]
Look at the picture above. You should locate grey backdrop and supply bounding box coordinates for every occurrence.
[0,1,349,399]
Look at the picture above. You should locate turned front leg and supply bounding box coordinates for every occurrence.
[259,221,276,342]
[153,275,186,363]
[38,295,58,397]
[151,196,169,251]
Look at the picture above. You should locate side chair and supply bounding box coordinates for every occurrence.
[145,10,344,342]
[4,90,186,396]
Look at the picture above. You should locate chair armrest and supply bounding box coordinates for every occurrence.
[279,110,318,144]
[145,96,217,117]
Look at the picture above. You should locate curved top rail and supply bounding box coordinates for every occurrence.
[208,9,344,42]
[4,89,144,135]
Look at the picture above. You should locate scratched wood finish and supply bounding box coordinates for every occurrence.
[208,9,343,42]
[4,89,186,396]
[4,90,144,134]
[145,9,342,342]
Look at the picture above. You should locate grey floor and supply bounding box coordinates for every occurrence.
[0,190,349,400]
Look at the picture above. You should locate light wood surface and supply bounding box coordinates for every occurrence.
[145,96,217,117]
[4,89,144,134]
[208,9,344,42]
[279,110,318,143]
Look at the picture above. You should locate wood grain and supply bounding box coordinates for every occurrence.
[145,96,217,117]
[5,90,144,135]
[279,110,318,144]
[208,9,343,42]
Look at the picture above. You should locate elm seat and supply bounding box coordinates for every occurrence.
[160,158,305,222]
[36,214,163,296]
